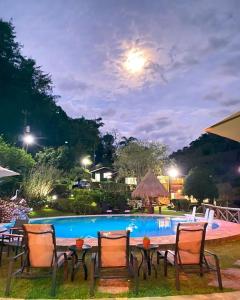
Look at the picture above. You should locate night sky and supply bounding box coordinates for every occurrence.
[0,0,239,151]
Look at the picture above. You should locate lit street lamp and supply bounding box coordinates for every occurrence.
[23,133,35,152]
[168,167,180,200]
[81,156,92,169]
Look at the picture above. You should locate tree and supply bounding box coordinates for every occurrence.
[0,136,35,196]
[183,167,218,204]
[0,19,102,160]
[114,140,169,183]
[118,136,137,147]
[35,146,75,171]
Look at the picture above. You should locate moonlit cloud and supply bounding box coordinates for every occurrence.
[0,0,239,151]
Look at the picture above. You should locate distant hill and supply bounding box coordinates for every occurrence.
[170,133,240,185]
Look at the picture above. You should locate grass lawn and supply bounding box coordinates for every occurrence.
[0,238,239,298]
[0,233,240,299]
[29,208,78,218]
[29,206,185,219]
[12,207,234,298]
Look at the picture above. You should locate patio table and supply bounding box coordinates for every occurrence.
[136,243,158,279]
[69,244,92,281]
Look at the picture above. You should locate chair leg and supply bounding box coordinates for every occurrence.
[175,264,180,290]
[164,257,168,276]
[5,259,14,296]
[90,258,95,297]
[0,242,4,266]
[63,258,68,280]
[215,260,223,290]
[200,264,204,277]
[132,256,139,295]
[51,265,57,297]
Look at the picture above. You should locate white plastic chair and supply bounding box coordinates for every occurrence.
[207,210,215,227]
[184,206,196,221]
[196,208,210,221]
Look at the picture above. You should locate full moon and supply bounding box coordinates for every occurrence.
[124,49,146,74]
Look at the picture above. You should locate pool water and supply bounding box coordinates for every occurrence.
[31,215,219,238]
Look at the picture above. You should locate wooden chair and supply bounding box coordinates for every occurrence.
[158,222,222,290]
[90,230,138,296]
[5,224,73,296]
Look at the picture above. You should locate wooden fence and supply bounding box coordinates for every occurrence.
[202,204,240,224]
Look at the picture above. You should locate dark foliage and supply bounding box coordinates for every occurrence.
[171,133,240,184]
[0,20,104,163]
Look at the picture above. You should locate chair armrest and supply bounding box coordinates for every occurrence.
[10,251,25,262]
[130,251,138,267]
[91,252,97,264]
[1,233,23,238]
[9,227,24,233]
[166,250,175,256]
[204,250,218,258]
[204,250,221,269]
[56,251,72,262]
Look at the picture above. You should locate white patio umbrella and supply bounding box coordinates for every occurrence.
[0,166,19,178]
[205,111,240,142]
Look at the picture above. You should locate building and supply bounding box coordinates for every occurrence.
[90,167,116,182]
[125,175,185,200]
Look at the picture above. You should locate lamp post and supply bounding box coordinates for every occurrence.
[168,167,179,201]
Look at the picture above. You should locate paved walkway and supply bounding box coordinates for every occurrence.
[1,292,240,300]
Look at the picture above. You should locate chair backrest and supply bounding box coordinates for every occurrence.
[98,230,130,268]
[23,224,56,268]
[175,222,207,265]
[207,210,215,225]
[203,208,210,220]
[14,219,29,228]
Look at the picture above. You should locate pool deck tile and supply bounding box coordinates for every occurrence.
[56,218,240,247]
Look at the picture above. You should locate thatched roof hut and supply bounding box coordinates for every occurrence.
[132,169,169,199]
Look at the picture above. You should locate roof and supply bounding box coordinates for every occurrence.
[90,166,115,173]
[132,169,169,198]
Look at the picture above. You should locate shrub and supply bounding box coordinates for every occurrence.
[51,183,70,198]
[22,164,60,209]
[51,189,103,215]
[171,199,191,211]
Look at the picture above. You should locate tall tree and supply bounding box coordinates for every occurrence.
[183,167,218,204]
[114,140,169,182]
[0,19,102,161]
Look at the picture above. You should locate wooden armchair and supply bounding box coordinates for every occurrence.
[158,222,222,290]
[90,230,138,296]
[5,224,73,296]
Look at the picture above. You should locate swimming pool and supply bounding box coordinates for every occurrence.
[31,215,219,238]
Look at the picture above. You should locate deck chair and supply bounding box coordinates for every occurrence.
[158,222,222,290]
[196,208,209,222]
[207,210,215,227]
[184,206,196,221]
[90,230,138,296]
[5,224,73,296]
[0,219,28,266]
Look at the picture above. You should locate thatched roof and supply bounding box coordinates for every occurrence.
[132,170,169,198]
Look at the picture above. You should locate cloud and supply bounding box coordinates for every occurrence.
[219,55,240,77]
[221,98,239,106]
[58,77,90,92]
[101,108,117,117]
[204,91,223,101]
